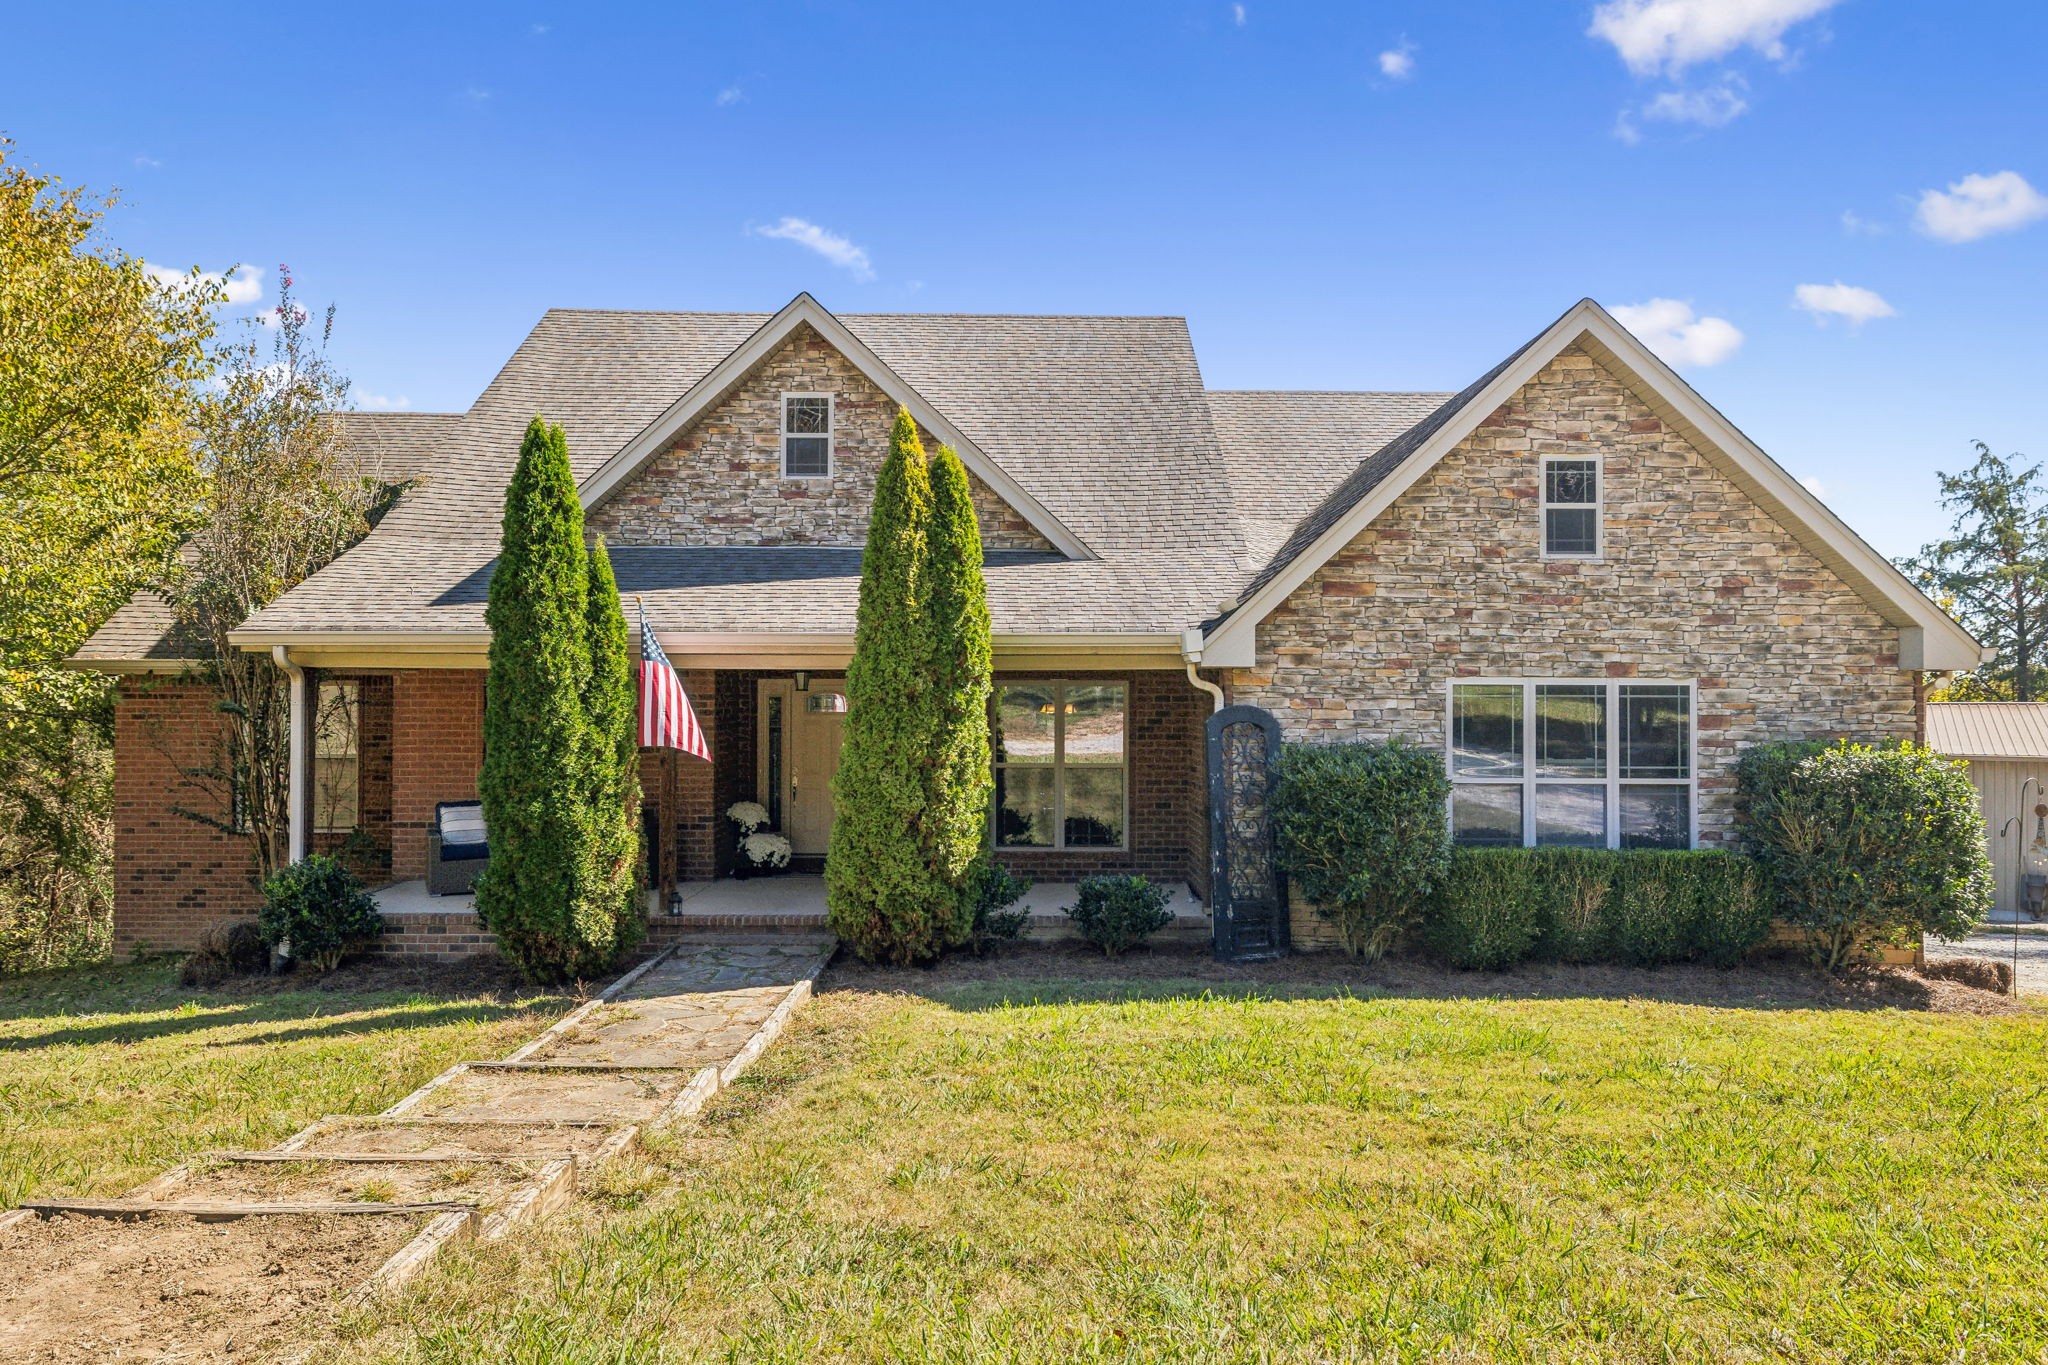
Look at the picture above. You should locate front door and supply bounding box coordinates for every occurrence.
[759,679,848,856]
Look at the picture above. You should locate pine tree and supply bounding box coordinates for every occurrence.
[581,537,644,960]
[826,408,954,961]
[476,416,601,982]
[922,443,994,941]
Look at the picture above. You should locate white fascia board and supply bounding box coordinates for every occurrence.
[575,293,1096,562]
[1201,299,1982,674]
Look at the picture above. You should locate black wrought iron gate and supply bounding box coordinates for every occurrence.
[1207,704,1289,961]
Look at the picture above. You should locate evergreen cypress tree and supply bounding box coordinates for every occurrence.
[580,537,643,962]
[922,443,994,941]
[476,416,599,982]
[826,408,953,961]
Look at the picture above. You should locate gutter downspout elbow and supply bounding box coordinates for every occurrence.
[1180,628,1226,714]
[273,645,308,865]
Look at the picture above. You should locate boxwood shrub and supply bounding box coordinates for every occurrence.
[1423,847,1770,970]
[1271,738,1451,959]
[1736,738,1991,970]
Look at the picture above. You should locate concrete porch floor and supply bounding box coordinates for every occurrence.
[374,874,1212,939]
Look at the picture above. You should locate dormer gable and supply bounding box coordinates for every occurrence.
[585,321,1052,550]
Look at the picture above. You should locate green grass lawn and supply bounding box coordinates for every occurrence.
[337,966,2048,1365]
[0,958,572,1205]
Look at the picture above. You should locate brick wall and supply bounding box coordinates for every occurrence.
[675,668,722,879]
[390,669,486,881]
[112,676,261,953]
[585,323,1052,552]
[1224,344,1919,847]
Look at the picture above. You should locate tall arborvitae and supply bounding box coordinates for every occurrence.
[476,416,600,982]
[581,537,643,961]
[922,443,994,941]
[826,407,953,961]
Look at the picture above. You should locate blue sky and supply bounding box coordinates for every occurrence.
[9,0,2045,559]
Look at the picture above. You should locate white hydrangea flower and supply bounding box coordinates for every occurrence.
[725,801,771,834]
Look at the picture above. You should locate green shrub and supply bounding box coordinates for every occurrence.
[1422,848,1770,970]
[1271,738,1451,959]
[257,855,383,973]
[963,860,1033,956]
[1737,739,1992,971]
[922,444,995,919]
[1421,849,1544,969]
[1065,875,1172,957]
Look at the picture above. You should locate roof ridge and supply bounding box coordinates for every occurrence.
[536,306,1189,323]
[1207,389,1457,398]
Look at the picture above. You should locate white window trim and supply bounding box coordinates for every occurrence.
[1444,677,1696,850]
[993,679,1130,852]
[1540,452,1602,560]
[780,392,833,480]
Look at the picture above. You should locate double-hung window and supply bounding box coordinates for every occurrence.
[993,682,1127,849]
[1542,456,1600,557]
[313,679,361,834]
[781,394,832,478]
[1448,680,1692,849]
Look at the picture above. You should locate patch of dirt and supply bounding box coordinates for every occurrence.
[822,940,2023,1015]
[293,1120,613,1160]
[168,1157,542,1213]
[0,1211,422,1363]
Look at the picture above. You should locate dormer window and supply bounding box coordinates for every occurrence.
[782,394,832,478]
[1542,456,1600,557]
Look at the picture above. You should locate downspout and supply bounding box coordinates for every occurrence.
[273,645,308,865]
[1180,627,1226,713]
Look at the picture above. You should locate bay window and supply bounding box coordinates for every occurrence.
[994,681,1127,849]
[1448,679,1692,849]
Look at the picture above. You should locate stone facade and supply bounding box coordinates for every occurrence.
[1225,345,1918,847]
[587,323,1052,552]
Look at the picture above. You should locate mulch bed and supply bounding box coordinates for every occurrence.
[823,938,2022,1016]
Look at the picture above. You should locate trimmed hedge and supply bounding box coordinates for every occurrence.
[1736,738,1990,971]
[1423,848,1771,971]
[1271,738,1451,959]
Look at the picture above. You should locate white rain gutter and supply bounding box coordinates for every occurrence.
[1180,627,1225,713]
[273,645,307,864]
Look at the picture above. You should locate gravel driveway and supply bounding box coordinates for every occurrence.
[1925,930,2048,995]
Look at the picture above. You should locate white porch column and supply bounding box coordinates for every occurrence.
[273,646,308,864]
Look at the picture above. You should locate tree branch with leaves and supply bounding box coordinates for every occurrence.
[1900,442,2048,701]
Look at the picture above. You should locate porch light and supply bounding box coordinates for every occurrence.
[794,671,810,692]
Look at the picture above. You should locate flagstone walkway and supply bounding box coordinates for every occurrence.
[0,936,834,1364]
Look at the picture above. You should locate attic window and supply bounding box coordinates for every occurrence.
[1542,456,1600,557]
[782,394,832,478]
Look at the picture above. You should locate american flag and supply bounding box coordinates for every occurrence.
[638,605,710,760]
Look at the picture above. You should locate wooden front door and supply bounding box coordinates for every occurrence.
[759,679,848,856]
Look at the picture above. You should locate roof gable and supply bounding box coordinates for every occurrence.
[1198,298,1982,673]
[579,293,1092,560]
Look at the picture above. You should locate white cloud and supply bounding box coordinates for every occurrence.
[1231,4,1246,26]
[460,85,491,104]
[1799,475,1826,498]
[1641,76,1747,127]
[1611,298,1744,368]
[357,392,413,411]
[133,154,161,169]
[1588,0,1842,77]
[1840,209,1886,236]
[143,263,264,307]
[752,216,875,282]
[1914,170,2048,244]
[1792,281,1896,326]
[1377,42,1416,80]
[716,86,743,107]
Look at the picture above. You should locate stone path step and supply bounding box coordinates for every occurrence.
[4,935,836,1362]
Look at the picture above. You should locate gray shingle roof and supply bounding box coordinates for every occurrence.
[70,411,460,665]
[237,308,1263,639]
[86,303,1554,657]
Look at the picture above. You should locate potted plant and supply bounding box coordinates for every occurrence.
[726,801,793,878]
